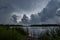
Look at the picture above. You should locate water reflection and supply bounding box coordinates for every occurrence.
[10,26,59,38]
[22,27,59,38]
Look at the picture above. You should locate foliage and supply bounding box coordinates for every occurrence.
[15,28,29,36]
[0,26,24,40]
[38,28,60,40]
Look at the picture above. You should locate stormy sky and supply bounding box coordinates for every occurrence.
[0,0,50,24]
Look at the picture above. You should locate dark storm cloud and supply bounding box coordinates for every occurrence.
[29,0,60,24]
[10,0,43,11]
[0,0,14,24]
[15,0,50,13]
[0,0,50,24]
[13,0,50,22]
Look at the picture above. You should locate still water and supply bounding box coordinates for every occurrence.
[10,26,59,38]
[22,27,58,38]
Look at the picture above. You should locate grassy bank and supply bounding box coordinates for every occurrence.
[0,25,28,40]
[38,28,60,40]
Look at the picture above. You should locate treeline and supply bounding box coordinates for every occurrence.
[0,24,60,27]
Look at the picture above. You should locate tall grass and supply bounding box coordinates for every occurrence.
[0,26,24,40]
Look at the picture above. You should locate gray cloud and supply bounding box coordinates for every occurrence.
[0,0,50,24]
[11,0,50,20]
[24,0,60,24]
[0,0,14,24]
